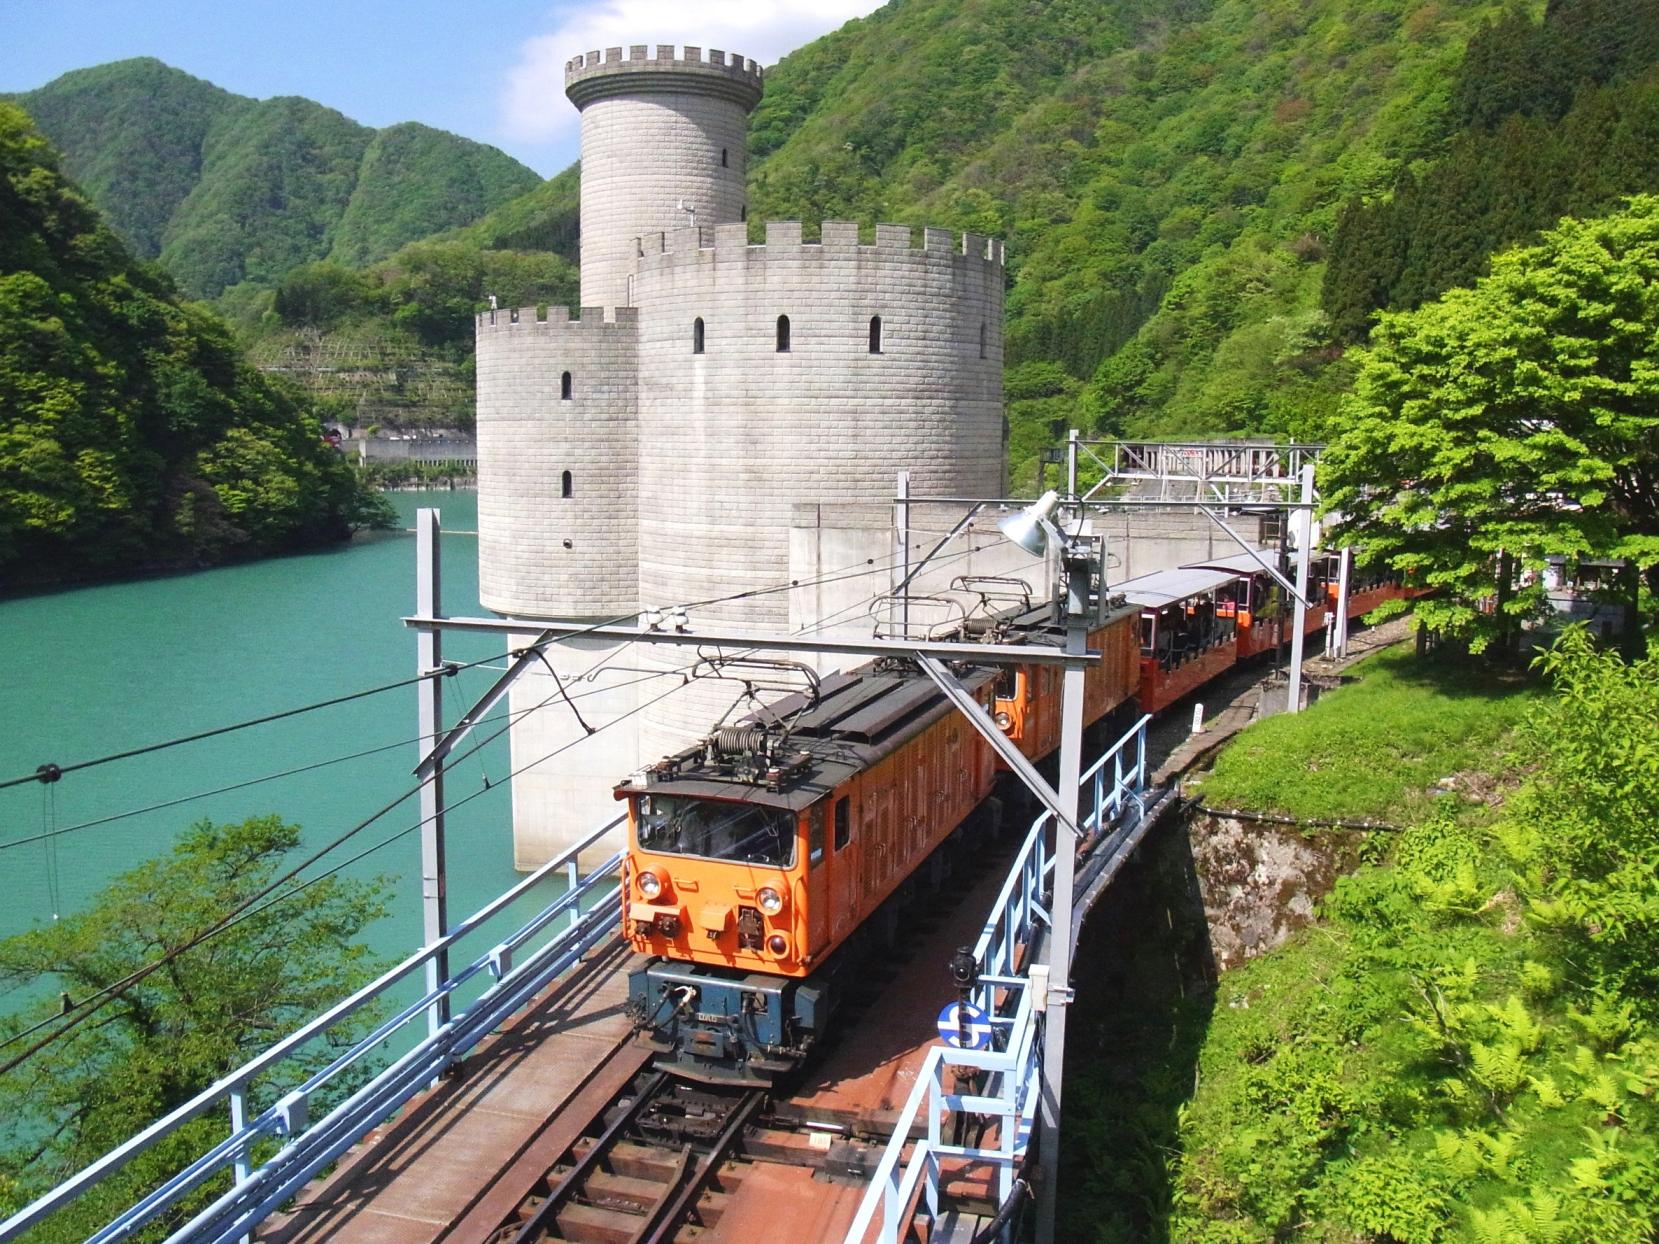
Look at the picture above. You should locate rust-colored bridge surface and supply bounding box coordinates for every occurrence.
[265,848,1015,1244]
[265,939,642,1244]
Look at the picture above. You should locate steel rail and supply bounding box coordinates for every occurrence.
[507,1071,672,1244]
[636,1089,765,1244]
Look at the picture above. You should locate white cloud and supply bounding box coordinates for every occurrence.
[500,0,884,145]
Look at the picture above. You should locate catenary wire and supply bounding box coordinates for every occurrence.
[0,524,998,797]
[0,662,708,1075]
[0,666,684,854]
[0,520,1024,1070]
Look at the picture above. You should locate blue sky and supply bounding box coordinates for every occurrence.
[0,1,884,176]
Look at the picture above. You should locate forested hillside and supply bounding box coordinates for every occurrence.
[0,105,389,584]
[7,59,540,298]
[26,1,1656,463]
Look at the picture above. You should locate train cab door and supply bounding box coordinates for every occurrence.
[804,800,830,953]
[829,783,860,942]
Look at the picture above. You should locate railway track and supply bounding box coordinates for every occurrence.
[486,825,1024,1243]
[491,1070,766,1244]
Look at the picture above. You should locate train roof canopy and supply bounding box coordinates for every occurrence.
[1114,566,1240,609]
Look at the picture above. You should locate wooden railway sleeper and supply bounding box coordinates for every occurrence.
[632,1090,763,1244]
[508,1071,671,1244]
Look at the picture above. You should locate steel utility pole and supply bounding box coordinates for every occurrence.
[1286,463,1316,714]
[1035,539,1091,1244]
[896,470,911,637]
[415,510,450,1038]
[1333,546,1352,660]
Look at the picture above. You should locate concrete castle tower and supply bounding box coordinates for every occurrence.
[475,43,1007,866]
[565,46,763,309]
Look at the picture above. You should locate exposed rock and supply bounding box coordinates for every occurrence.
[1186,811,1355,970]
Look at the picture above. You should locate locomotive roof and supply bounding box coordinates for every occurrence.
[616,663,998,811]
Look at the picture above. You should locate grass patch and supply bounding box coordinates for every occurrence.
[1191,644,1540,822]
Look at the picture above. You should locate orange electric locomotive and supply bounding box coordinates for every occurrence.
[616,600,1141,1086]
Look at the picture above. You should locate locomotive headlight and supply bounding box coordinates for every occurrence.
[993,710,1013,730]
[637,870,663,899]
[757,886,784,915]
[767,933,789,956]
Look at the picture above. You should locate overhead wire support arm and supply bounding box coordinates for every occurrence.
[401,616,1100,668]
[1195,504,1314,609]
[913,656,1085,839]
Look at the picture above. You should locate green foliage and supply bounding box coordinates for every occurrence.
[1318,197,1659,649]
[1195,645,1539,820]
[743,0,1517,460]
[265,242,575,354]
[12,59,539,297]
[1502,630,1659,1002]
[1324,0,1659,342]
[0,104,387,581]
[1163,634,1659,1242]
[0,815,387,1241]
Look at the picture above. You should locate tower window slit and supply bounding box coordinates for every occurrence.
[869,315,882,354]
[721,148,729,168]
[560,371,572,400]
[561,470,573,498]
[693,317,705,354]
[978,323,987,360]
[776,314,791,353]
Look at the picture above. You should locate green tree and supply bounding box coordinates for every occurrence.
[0,816,387,1241]
[0,103,388,581]
[1319,197,1659,649]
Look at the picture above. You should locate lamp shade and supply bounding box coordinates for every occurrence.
[997,490,1060,557]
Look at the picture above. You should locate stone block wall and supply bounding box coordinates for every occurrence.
[566,46,760,309]
[628,222,1006,747]
[474,306,639,618]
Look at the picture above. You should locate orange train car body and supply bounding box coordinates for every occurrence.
[615,603,1142,1085]
[989,606,1142,760]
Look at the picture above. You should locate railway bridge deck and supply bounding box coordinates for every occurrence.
[0,717,1162,1244]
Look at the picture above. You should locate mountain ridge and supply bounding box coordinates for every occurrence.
[7,57,542,298]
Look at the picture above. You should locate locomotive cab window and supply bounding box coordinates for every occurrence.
[634,794,794,867]
[994,667,1019,700]
[833,795,850,850]
[808,803,826,867]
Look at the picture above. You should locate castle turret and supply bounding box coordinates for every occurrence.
[565,45,763,309]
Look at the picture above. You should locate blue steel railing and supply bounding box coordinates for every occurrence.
[844,714,1151,1244]
[0,817,626,1244]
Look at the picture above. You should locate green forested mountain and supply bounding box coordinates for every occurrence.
[0,104,388,584]
[1323,0,1659,339]
[48,0,1655,466]
[7,59,540,298]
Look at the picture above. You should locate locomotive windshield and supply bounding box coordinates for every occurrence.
[634,795,796,867]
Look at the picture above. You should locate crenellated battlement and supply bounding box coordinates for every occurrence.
[476,305,640,331]
[564,43,764,111]
[633,220,1007,269]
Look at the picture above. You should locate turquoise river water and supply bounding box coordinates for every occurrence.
[0,491,550,1015]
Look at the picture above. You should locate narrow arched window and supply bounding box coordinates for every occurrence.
[693,317,705,354]
[978,323,987,360]
[740,205,747,222]
[560,371,572,400]
[721,148,729,168]
[561,470,573,498]
[776,315,791,353]
[868,315,882,354]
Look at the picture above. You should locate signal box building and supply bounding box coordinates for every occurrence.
[474,44,1009,866]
